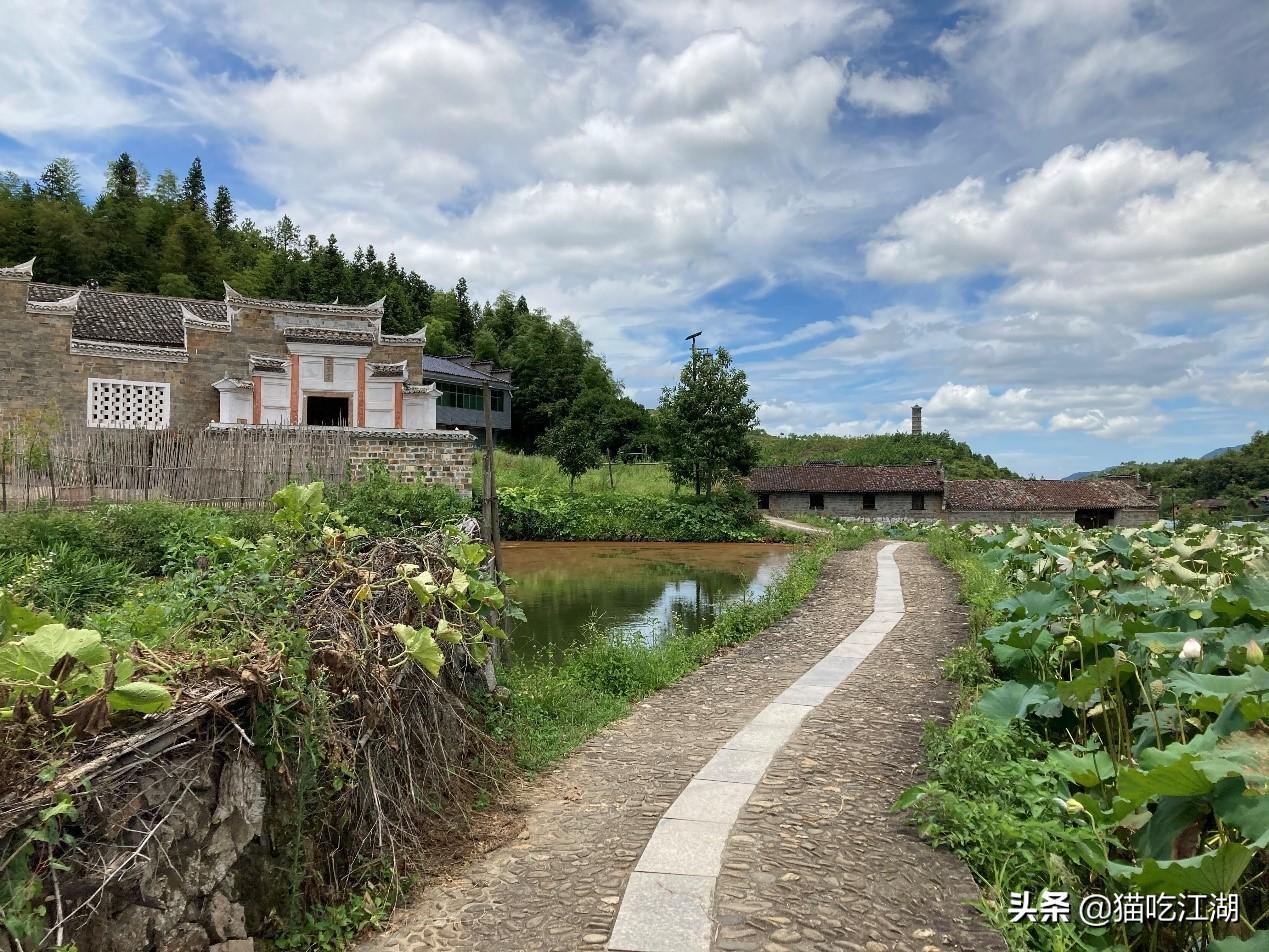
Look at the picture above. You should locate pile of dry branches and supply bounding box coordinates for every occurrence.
[285,523,509,893]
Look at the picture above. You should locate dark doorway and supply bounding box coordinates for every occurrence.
[1074,508,1115,529]
[809,493,825,511]
[758,493,770,510]
[307,395,350,426]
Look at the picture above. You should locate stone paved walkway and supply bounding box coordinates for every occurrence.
[359,542,1003,952]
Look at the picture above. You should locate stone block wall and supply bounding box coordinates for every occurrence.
[11,747,270,952]
[764,490,944,519]
[0,284,439,433]
[945,508,1159,526]
[348,430,476,493]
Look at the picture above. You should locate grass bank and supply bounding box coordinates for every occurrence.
[497,484,772,542]
[905,530,1081,950]
[905,524,1269,951]
[486,522,879,771]
[480,450,675,495]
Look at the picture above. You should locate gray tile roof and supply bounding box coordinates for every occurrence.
[282,325,377,345]
[29,282,224,345]
[944,478,1158,511]
[420,355,513,389]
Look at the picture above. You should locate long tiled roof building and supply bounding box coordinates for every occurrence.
[749,463,1158,527]
[1,259,512,436]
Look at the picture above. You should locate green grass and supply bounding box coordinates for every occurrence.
[481,450,677,495]
[496,484,769,542]
[486,524,879,771]
[905,528,1100,951]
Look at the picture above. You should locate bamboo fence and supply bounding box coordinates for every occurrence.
[0,424,355,511]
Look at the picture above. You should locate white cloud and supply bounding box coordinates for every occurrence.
[731,317,850,355]
[3,0,1266,472]
[866,139,1269,318]
[845,70,948,116]
[1049,409,1163,439]
[923,383,1044,434]
[0,2,163,138]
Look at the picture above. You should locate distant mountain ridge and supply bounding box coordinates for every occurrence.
[1063,442,1247,480]
[1061,435,1267,517]
[1201,445,1243,460]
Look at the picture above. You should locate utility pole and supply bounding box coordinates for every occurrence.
[481,383,503,691]
[685,332,703,494]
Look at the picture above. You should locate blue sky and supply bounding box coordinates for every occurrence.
[2,0,1268,476]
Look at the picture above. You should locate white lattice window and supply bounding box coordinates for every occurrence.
[87,378,171,429]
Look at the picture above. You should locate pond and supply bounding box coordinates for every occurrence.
[500,541,794,661]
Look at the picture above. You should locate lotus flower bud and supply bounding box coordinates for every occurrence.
[1180,638,1203,661]
[1064,798,1086,815]
[1248,641,1265,667]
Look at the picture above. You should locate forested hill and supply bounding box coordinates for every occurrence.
[752,431,1018,479]
[0,154,627,452]
[1100,432,1269,516]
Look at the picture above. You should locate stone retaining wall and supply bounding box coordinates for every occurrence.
[348,429,476,493]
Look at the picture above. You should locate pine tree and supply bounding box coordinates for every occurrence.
[96,153,146,290]
[37,158,82,203]
[212,186,235,241]
[453,277,475,350]
[104,152,141,202]
[33,159,91,283]
[182,157,208,215]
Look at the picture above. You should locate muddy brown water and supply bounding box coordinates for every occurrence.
[500,541,794,661]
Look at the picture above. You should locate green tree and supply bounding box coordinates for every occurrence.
[473,327,499,361]
[95,152,147,290]
[37,158,82,203]
[212,185,236,242]
[33,159,91,284]
[0,178,37,264]
[453,277,475,349]
[542,416,603,491]
[658,347,759,496]
[182,157,208,215]
[159,213,219,297]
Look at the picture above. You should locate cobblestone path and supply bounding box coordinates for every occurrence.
[359,542,1003,952]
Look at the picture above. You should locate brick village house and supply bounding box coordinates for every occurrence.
[0,258,515,492]
[749,407,1160,528]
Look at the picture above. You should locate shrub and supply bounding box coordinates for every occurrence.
[496,486,767,542]
[0,502,268,576]
[0,542,146,623]
[327,468,473,535]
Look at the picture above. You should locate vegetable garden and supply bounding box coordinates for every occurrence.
[904,519,1269,950]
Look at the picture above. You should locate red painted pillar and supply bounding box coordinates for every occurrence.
[394,381,403,429]
[289,355,300,424]
[252,375,261,424]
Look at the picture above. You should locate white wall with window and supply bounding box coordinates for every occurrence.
[87,378,170,429]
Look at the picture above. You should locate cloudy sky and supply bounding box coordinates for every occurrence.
[2,0,1267,475]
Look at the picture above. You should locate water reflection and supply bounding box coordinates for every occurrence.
[501,542,793,661]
